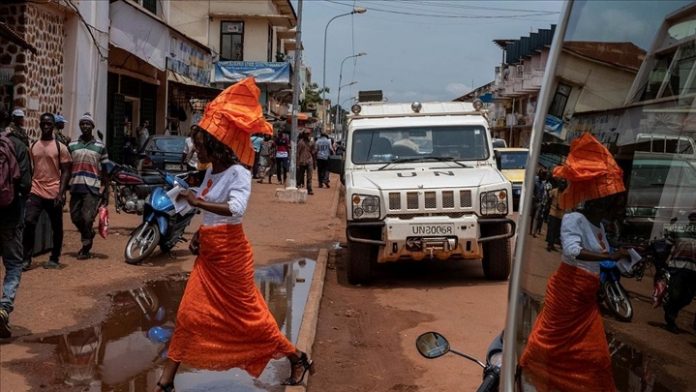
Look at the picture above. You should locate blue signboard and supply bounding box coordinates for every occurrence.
[544,114,564,138]
[214,61,290,84]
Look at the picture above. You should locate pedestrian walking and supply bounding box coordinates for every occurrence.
[5,108,29,147]
[520,133,628,392]
[274,131,290,184]
[256,134,274,184]
[54,114,71,145]
[545,178,567,252]
[68,113,110,259]
[22,113,72,270]
[138,120,150,150]
[154,78,314,392]
[251,133,264,178]
[296,131,315,194]
[0,120,31,338]
[315,132,333,188]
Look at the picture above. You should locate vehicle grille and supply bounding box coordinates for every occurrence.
[424,192,437,209]
[460,190,472,207]
[388,192,401,210]
[387,190,474,212]
[407,192,419,209]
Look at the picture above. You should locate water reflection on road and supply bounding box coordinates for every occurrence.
[30,259,315,392]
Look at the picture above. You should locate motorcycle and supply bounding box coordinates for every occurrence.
[599,258,634,322]
[416,331,502,392]
[124,170,197,264]
[109,163,168,215]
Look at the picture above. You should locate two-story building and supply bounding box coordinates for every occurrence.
[170,0,298,119]
[0,0,109,142]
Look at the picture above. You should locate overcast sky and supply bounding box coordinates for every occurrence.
[297,0,563,105]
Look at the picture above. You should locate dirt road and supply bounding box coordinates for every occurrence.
[1,177,509,391]
[309,194,509,392]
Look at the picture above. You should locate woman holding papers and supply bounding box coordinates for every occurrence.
[154,78,314,392]
[519,133,631,392]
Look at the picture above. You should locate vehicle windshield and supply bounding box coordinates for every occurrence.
[350,125,489,164]
[498,151,528,170]
[510,1,696,391]
[148,137,186,153]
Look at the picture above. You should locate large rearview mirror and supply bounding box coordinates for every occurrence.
[328,154,344,176]
[416,332,450,359]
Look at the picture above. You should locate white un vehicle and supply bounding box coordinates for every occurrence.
[331,99,516,284]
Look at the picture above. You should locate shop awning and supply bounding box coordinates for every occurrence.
[214,61,290,84]
[110,0,213,78]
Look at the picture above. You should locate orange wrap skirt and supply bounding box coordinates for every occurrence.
[168,224,296,377]
[519,262,615,392]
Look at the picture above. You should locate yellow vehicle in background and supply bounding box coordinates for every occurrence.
[494,147,528,211]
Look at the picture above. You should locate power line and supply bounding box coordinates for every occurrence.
[395,0,559,14]
[64,0,108,61]
[325,0,558,19]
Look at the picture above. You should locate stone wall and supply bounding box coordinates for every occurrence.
[0,1,64,141]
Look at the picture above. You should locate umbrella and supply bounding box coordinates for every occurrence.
[553,132,625,209]
[197,77,273,167]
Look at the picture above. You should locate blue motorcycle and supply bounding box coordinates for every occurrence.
[599,259,633,322]
[124,171,198,264]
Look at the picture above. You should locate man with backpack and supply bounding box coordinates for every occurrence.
[0,112,31,338]
[4,109,29,147]
[22,113,72,270]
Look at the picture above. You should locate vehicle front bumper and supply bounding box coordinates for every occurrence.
[346,215,515,262]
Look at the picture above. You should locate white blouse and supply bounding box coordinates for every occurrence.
[196,164,251,227]
[560,212,608,275]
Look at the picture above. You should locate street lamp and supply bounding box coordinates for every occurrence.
[334,53,366,133]
[321,7,367,132]
[334,81,358,133]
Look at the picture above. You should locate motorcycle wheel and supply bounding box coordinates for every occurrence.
[601,281,633,322]
[124,223,160,264]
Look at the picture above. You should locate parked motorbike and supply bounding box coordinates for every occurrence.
[109,163,169,215]
[599,258,634,322]
[416,331,502,392]
[124,170,197,264]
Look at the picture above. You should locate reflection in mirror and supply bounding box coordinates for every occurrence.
[415,332,450,359]
[512,1,696,391]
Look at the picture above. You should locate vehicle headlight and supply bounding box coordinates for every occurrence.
[352,194,380,219]
[480,190,508,215]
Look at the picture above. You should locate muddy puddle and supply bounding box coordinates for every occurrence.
[28,259,315,391]
[608,332,684,392]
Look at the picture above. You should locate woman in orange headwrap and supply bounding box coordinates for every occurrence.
[519,133,628,392]
[154,78,314,392]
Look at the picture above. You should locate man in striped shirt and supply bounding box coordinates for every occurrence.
[68,113,109,259]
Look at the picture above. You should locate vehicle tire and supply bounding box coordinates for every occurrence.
[601,281,633,322]
[481,224,512,280]
[124,223,160,264]
[347,238,375,285]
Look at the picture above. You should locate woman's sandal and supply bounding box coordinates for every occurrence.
[283,352,315,386]
[156,381,175,392]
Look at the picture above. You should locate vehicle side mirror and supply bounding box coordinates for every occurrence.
[328,154,344,176]
[416,332,450,359]
[494,150,501,169]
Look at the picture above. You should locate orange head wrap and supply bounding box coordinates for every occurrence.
[552,132,625,209]
[197,77,273,166]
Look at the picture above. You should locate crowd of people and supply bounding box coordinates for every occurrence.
[250,129,339,194]
[0,109,109,338]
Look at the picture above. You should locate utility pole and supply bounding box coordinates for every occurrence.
[288,0,303,189]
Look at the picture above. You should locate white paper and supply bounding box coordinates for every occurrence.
[617,248,643,274]
[166,185,192,214]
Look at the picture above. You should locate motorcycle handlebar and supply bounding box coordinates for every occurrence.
[475,371,499,392]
